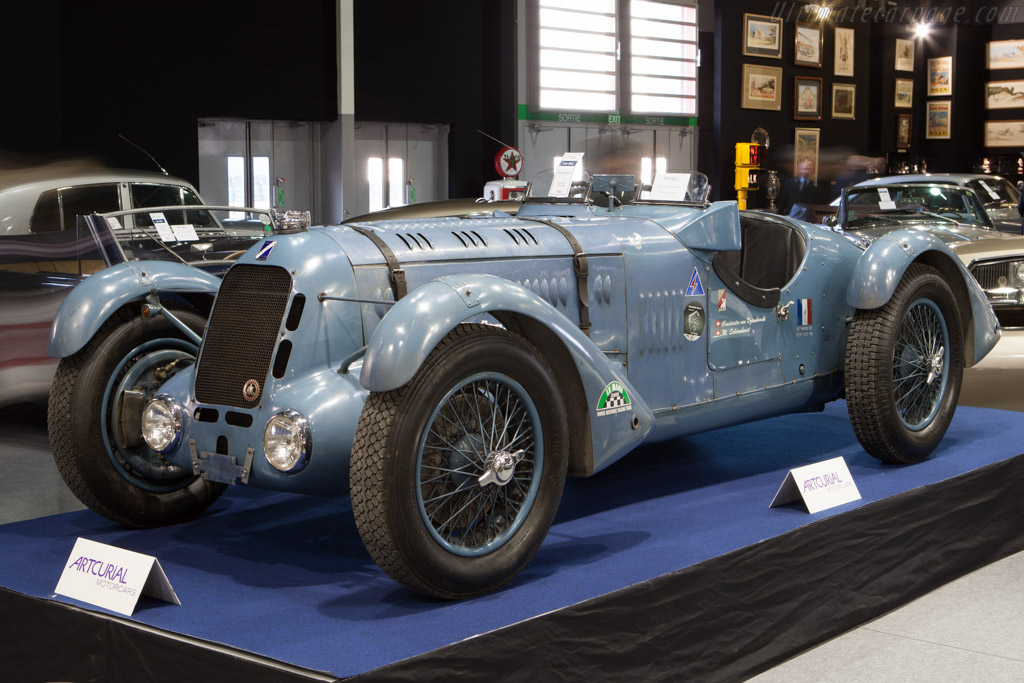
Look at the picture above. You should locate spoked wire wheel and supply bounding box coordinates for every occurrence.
[891,298,950,432]
[417,373,542,556]
[845,264,963,464]
[350,324,567,599]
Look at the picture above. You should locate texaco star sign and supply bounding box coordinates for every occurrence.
[494,146,524,178]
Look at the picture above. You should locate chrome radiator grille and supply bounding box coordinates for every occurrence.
[195,264,292,409]
[970,262,1009,291]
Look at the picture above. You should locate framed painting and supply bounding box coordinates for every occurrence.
[986,80,1024,109]
[743,14,783,59]
[794,76,823,120]
[832,83,855,119]
[987,40,1024,70]
[894,78,913,108]
[896,114,912,149]
[926,101,951,139]
[794,128,820,185]
[984,120,1024,147]
[795,22,822,67]
[895,38,914,71]
[928,57,952,96]
[741,64,783,110]
[834,27,854,76]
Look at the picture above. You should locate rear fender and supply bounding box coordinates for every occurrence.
[845,229,1000,365]
[49,261,220,358]
[360,273,655,473]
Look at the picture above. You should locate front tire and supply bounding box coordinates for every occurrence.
[845,264,964,463]
[350,324,568,599]
[48,307,225,527]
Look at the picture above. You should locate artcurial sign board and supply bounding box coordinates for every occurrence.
[55,537,180,616]
[769,456,862,514]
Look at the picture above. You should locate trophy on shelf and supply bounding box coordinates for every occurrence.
[765,170,781,213]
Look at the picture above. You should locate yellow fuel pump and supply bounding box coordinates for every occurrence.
[734,143,762,210]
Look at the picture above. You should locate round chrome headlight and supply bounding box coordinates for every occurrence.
[263,410,311,473]
[1014,262,1024,283]
[141,396,183,452]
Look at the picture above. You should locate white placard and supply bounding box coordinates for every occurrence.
[149,212,175,241]
[876,188,897,211]
[648,172,692,201]
[106,216,123,231]
[170,224,199,241]
[769,456,861,514]
[549,152,585,197]
[978,180,1001,201]
[54,538,180,616]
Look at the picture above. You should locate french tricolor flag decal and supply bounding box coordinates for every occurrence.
[797,298,812,326]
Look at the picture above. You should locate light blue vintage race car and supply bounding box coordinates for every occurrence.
[50,171,1000,599]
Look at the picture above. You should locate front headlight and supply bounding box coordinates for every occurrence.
[141,396,183,452]
[263,410,311,473]
[1014,262,1024,283]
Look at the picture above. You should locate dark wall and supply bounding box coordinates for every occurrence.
[353,0,516,198]
[714,0,873,203]
[1,1,337,183]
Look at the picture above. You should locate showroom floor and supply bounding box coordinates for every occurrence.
[2,336,1022,682]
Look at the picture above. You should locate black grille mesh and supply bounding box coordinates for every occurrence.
[195,264,292,408]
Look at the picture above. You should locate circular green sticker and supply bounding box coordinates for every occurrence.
[684,301,705,341]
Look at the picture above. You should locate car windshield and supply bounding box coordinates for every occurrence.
[842,185,991,228]
[965,177,1020,207]
[101,206,270,268]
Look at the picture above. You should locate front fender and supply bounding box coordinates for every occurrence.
[361,273,656,472]
[845,229,1000,365]
[49,261,221,358]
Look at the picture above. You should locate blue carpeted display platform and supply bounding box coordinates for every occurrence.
[2,400,1023,680]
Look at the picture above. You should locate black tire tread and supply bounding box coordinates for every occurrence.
[845,263,962,463]
[349,323,562,599]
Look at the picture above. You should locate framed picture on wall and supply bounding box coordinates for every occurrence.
[897,114,912,149]
[986,80,1024,109]
[741,64,783,110]
[743,13,783,59]
[794,23,822,67]
[794,128,820,185]
[832,83,855,119]
[987,40,1024,70]
[894,79,913,108]
[794,76,823,120]
[926,101,951,139]
[834,27,854,76]
[895,38,914,71]
[928,57,953,96]
[984,120,1024,147]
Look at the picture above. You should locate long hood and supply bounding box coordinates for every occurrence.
[850,222,1005,246]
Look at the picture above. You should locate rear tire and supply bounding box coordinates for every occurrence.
[845,264,964,463]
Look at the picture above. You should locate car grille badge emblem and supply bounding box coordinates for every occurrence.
[243,380,261,402]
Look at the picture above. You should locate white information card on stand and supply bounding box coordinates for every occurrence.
[55,537,180,616]
[549,152,585,197]
[769,456,861,514]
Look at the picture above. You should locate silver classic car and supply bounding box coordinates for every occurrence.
[49,170,999,599]
[855,173,1022,233]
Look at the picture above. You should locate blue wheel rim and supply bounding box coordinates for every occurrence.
[415,372,543,557]
[892,298,950,432]
[100,338,197,492]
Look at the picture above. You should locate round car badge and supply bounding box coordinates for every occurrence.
[242,379,261,402]
[683,302,706,341]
